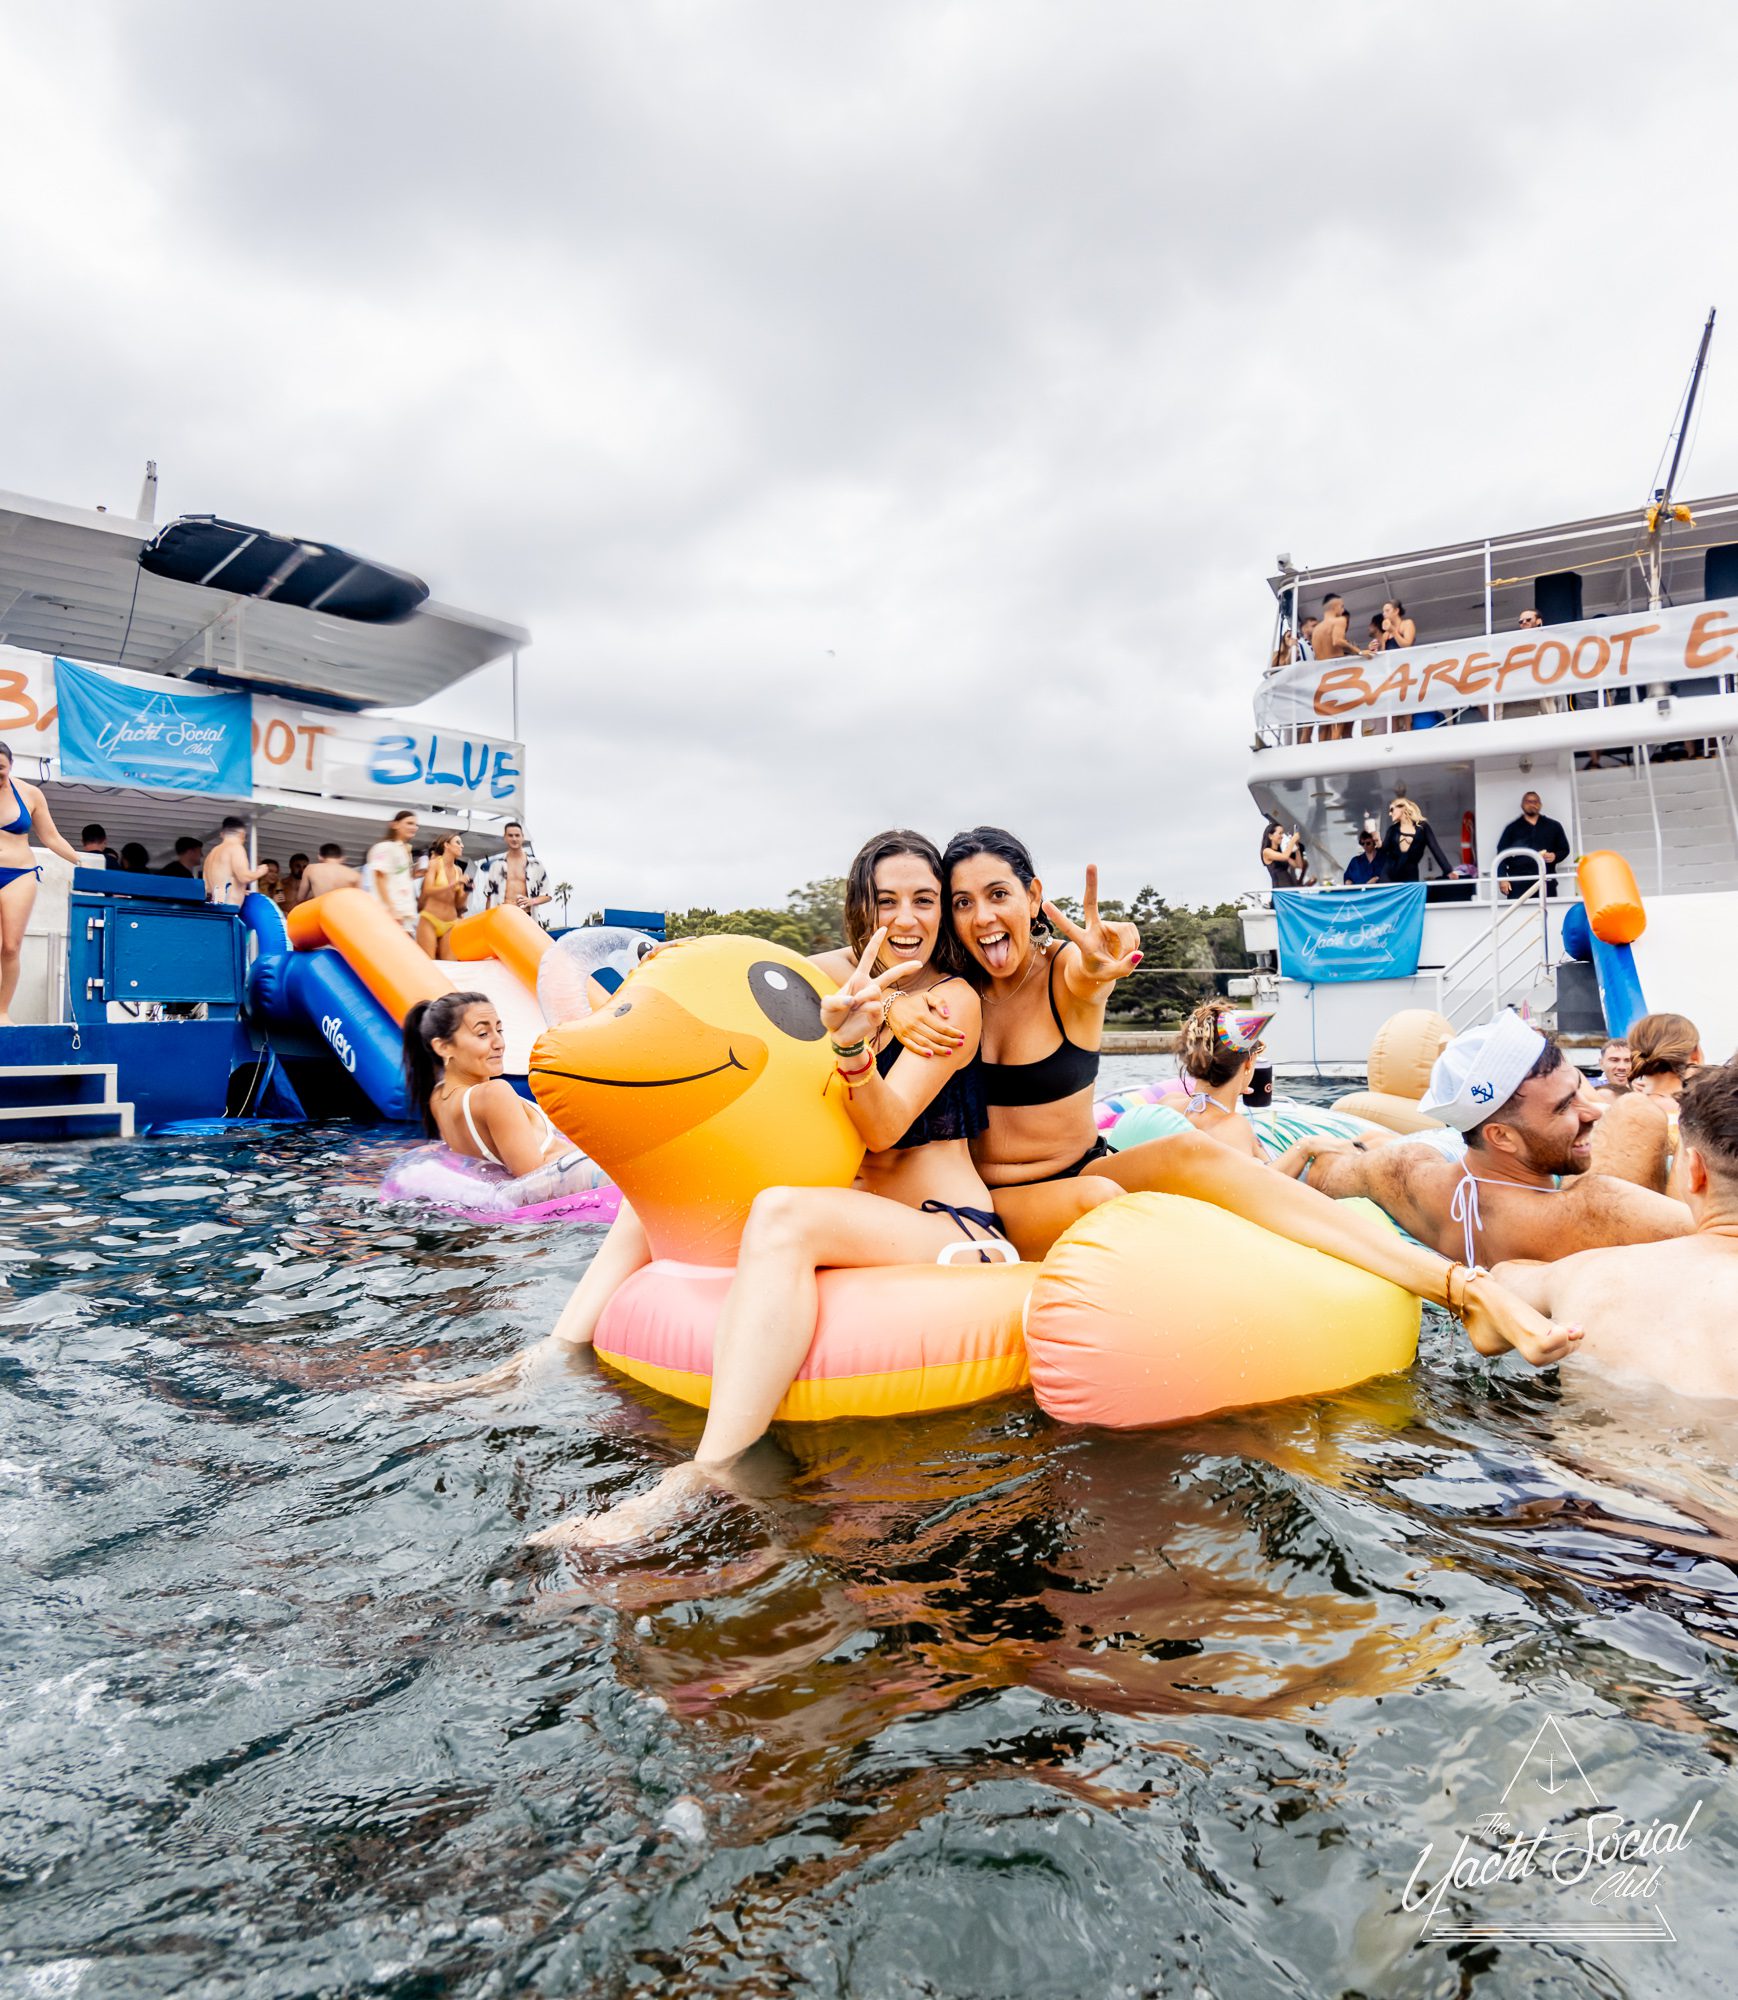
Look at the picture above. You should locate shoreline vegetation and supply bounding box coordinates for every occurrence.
[659,879,1252,1028]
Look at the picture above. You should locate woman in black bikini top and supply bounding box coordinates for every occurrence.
[929,825,1574,1364]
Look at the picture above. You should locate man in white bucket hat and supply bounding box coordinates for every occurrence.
[1298,1010,1689,1267]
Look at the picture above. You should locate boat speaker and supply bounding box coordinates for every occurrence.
[1534,571,1583,625]
[1554,960,1605,1038]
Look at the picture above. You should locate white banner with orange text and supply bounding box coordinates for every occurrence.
[1258,597,1738,730]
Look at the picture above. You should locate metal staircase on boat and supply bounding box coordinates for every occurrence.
[1436,853,1557,1032]
[0,1064,134,1142]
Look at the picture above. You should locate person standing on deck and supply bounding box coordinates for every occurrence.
[1312,593,1368,742]
[1495,790,1571,898]
[0,740,82,1025]
[364,810,419,937]
[160,836,202,878]
[203,818,267,907]
[299,842,361,901]
[471,821,552,926]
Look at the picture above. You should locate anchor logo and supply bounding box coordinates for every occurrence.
[1470,1079,1496,1105]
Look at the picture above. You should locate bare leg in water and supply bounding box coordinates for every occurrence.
[395,1202,652,1400]
[528,1185,976,1549]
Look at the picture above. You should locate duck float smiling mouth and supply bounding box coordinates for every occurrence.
[529,935,1420,1427]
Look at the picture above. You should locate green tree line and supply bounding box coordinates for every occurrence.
[666,879,1249,1026]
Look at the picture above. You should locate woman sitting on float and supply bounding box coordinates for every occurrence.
[409,829,1058,1540]
[924,826,1568,1337]
[404,991,578,1176]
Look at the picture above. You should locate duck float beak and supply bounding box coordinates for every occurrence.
[530,988,768,1167]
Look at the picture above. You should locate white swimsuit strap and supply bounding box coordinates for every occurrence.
[1449,1165,1482,1270]
[460,1085,504,1167]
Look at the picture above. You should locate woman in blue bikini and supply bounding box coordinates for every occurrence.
[0,742,81,1024]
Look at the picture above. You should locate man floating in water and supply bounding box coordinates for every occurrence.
[1296,1011,1688,1266]
[1486,1060,1738,1398]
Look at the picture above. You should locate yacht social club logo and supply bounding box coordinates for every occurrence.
[1401,1705,1706,1944]
[95,692,230,777]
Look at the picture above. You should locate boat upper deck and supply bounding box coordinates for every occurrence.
[0,488,529,711]
[1248,490,1738,898]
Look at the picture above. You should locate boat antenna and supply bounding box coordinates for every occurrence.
[135,458,159,523]
[1644,308,1715,609]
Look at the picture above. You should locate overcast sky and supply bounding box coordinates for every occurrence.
[3,2,1735,914]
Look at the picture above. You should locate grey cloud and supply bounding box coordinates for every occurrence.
[2,2,1736,918]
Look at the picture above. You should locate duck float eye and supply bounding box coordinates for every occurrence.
[747,960,826,1040]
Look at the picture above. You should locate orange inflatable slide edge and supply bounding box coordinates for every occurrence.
[288,888,449,1024]
[447,905,553,995]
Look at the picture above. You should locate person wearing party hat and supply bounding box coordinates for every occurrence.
[1298,1010,1690,1267]
[1172,1000,1328,1171]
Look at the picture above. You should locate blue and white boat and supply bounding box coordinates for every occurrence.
[0,470,532,1139]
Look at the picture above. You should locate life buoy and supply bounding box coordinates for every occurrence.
[1461,810,1476,867]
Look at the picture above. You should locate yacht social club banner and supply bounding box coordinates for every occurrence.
[1273,883,1428,983]
[0,647,524,815]
[1259,595,1738,729]
[54,656,254,795]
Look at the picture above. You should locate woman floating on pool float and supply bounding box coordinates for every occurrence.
[1166,998,1376,1174]
[406,829,1079,1537]
[395,991,617,1218]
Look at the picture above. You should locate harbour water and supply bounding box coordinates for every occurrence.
[4,1070,1736,1997]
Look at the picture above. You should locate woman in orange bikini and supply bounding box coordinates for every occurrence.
[417,833,466,959]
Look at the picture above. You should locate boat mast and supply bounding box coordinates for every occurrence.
[1646,307,1716,611]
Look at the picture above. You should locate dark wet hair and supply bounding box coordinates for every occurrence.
[941,825,1050,975]
[842,829,961,975]
[318,842,343,859]
[402,990,492,1136]
[1679,1061,1738,1180]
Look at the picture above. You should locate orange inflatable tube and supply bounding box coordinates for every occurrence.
[1024,1192,1420,1428]
[288,887,447,1024]
[1577,850,1646,946]
[448,905,552,995]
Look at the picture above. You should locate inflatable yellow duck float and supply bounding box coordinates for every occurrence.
[530,936,1421,1428]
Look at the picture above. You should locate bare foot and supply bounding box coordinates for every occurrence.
[527,1460,724,1550]
[393,1337,564,1403]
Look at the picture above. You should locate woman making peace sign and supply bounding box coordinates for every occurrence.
[936,826,1580,1364]
[531,829,1014,1545]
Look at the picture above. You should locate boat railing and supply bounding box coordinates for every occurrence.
[1435,849,1555,1030]
[1252,672,1738,750]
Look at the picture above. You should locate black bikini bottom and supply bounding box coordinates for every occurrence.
[919,1198,1009,1263]
[1019,1134,1113,1185]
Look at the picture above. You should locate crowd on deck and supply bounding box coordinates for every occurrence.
[70,810,555,961]
[1268,592,1720,759]
[1261,787,1571,897]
